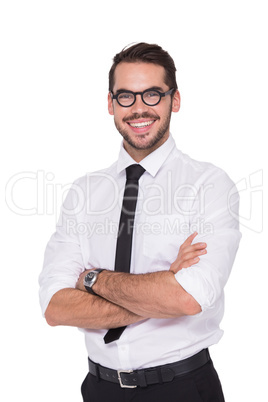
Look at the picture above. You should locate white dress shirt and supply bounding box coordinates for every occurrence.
[39,134,241,370]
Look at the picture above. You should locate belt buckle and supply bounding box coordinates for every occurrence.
[117,370,137,388]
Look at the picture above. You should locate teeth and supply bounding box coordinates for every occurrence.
[129,120,154,128]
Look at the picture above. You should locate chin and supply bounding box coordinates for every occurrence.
[125,132,168,151]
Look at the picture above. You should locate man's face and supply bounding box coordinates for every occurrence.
[108,62,180,160]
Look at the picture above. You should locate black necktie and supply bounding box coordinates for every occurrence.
[104,164,145,344]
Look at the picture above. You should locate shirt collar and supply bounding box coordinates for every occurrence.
[116,134,176,177]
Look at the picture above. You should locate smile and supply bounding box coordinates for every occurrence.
[128,120,155,128]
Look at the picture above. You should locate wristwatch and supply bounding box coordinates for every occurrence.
[83,269,105,295]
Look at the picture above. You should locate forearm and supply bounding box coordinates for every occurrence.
[45,288,144,329]
[93,270,201,318]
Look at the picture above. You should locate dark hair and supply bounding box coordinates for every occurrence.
[109,42,178,92]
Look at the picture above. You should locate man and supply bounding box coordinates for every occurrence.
[39,43,241,401]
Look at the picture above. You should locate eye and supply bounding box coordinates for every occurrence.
[144,91,159,99]
[143,91,161,105]
[149,91,158,97]
[118,93,133,100]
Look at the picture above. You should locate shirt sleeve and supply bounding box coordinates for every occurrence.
[175,169,242,311]
[38,181,85,316]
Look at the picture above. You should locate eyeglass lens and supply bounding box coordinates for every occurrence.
[117,90,161,107]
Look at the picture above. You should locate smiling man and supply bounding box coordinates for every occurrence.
[39,43,241,401]
[108,62,180,160]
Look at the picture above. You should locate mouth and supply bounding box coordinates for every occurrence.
[126,118,157,134]
[128,120,155,128]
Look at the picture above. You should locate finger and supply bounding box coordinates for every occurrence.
[189,257,200,265]
[179,256,200,270]
[180,232,198,249]
[180,243,207,257]
[182,249,207,262]
[184,242,207,252]
[194,242,207,249]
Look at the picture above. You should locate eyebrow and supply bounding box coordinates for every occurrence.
[114,86,165,94]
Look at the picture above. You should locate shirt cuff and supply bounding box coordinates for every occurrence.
[175,266,214,312]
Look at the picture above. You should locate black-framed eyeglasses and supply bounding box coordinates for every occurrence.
[111,88,174,107]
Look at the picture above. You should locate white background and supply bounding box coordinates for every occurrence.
[1,1,267,400]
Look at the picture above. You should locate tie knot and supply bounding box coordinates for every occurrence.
[126,164,145,181]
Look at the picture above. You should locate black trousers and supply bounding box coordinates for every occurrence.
[81,359,225,402]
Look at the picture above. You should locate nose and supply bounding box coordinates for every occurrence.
[130,94,149,114]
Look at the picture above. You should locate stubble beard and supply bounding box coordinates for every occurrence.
[114,105,172,151]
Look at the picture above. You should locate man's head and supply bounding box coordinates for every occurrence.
[108,43,180,161]
[109,43,178,94]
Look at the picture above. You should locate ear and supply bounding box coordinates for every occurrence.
[108,92,114,115]
[172,90,181,113]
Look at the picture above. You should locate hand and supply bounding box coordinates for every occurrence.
[169,232,207,274]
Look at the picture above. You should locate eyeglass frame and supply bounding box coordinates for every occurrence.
[110,87,175,107]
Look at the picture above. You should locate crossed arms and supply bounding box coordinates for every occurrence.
[45,233,205,329]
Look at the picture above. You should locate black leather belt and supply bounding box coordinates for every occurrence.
[88,349,210,388]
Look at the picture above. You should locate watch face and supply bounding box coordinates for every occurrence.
[85,271,97,288]
[84,270,103,295]
[87,272,95,281]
